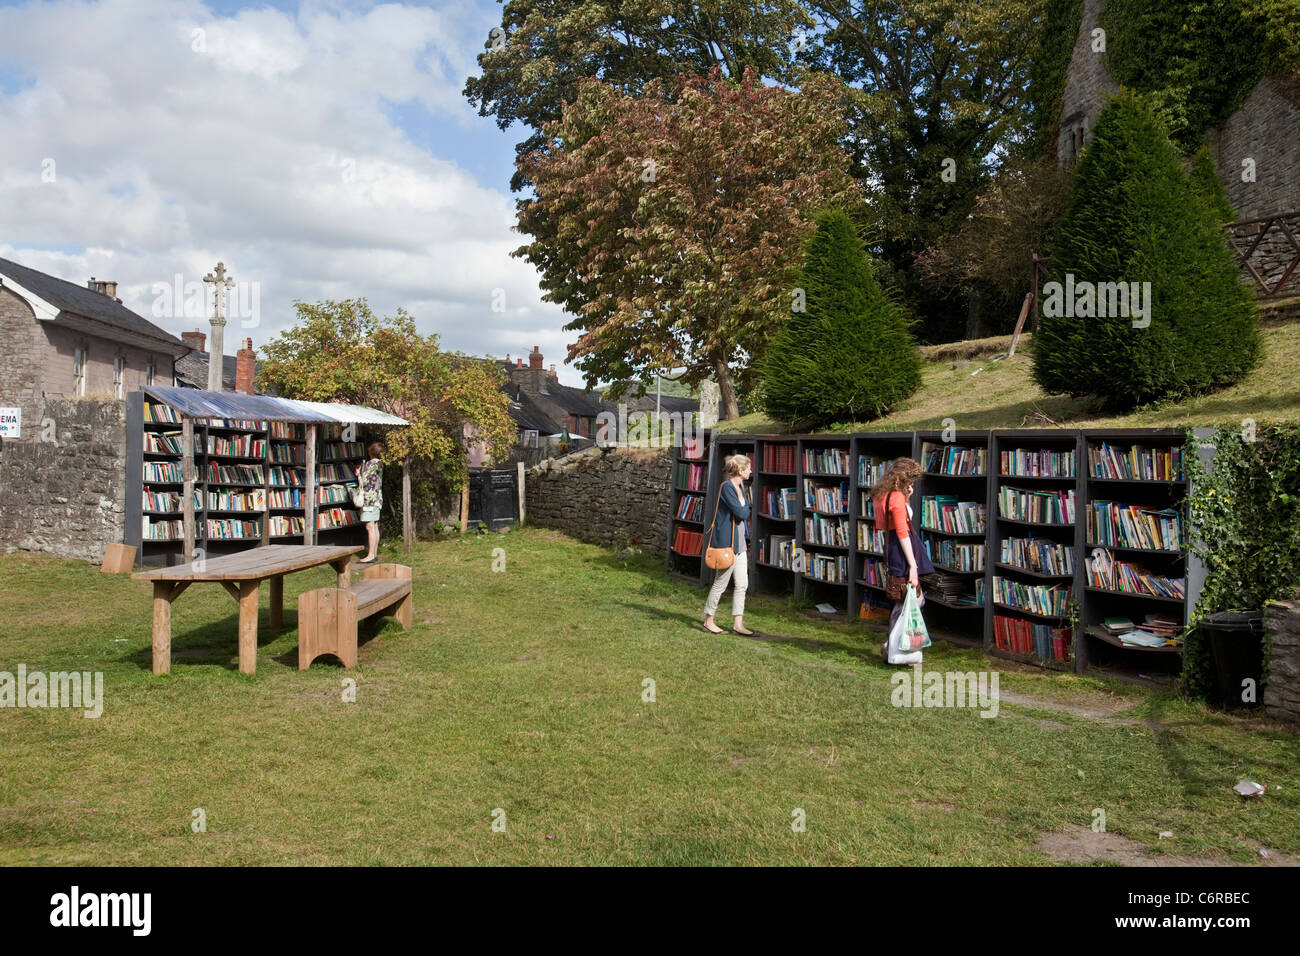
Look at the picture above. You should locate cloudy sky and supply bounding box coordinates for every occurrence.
[0,0,587,383]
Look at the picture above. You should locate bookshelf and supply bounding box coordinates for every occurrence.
[665,429,711,581]
[752,436,801,602]
[797,436,853,614]
[126,392,366,566]
[914,431,989,639]
[850,432,915,621]
[1076,428,1192,682]
[986,430,1081,671]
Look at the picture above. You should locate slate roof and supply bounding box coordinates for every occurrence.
[0,256,185,350]
[507,389,564,435]
[174,350,239,390]
[541,380,605,418]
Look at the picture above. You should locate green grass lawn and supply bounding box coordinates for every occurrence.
[720,320,1300,434]
[1,527,1297,865]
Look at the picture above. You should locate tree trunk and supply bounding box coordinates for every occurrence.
[715,360,740,420]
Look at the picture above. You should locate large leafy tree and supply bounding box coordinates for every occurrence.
[804,0,1049,339]
[257,299,516,485]
[760,209,921,426]
[1031,92,1259,408]
[464,0,813,191]
[516,67,860,420]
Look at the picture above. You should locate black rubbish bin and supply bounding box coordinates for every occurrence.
[1201,611,1265,708]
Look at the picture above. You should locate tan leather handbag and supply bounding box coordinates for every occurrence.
[704,482,738,571]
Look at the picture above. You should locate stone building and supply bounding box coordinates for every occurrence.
[0,257,188,440]
[1060,0,1300,229]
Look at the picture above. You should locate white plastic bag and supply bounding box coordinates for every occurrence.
[887,586,928,665]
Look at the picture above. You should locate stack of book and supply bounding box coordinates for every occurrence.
[270,443,305,464]
[1088,501,1182,550]
[268,515,306,537]
[207,489,266,512]
[317,463,355,483]
[143,461,184,483]
[316,483,357,505]
[857,456,890,487]
[1099,615,1182,647]
[1088,442,1184,481]
[270,466,304,487]
[269,488,304,508]
[1000,447,1076,477]
[803,448,850,475]
[144,431,188,455]
[992,576,1071,616]
[142,517,184,540]
[998,486,1076,523]
[317,508,359,531]
[761,443,797,472]
[761,486,798,519]
[760,534,798,569]
[805,514,849,547]
[863,558,887,588]
[207,434,266,457]
[143,403,181,424]
[1000,537,1074,575]
[207,463,264,484]
[270,421,305,440]
[321,441,365,461]
[920,496,986,534]
[994,614,1071,659]
[676,461,706,490]
[857,525,887,553]
[921,442,987,475]
[929,538,985,572]
[676,494,705,522]
[1086,551,1186,598]
[206,518,261,539]
[672,526,703,556]
[806,552,848,583]
[804,480,849,513]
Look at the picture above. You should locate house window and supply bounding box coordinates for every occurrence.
[113,356,125,399]
[145,361,155,386]
[74,347,87,397]
[523,429,538,448]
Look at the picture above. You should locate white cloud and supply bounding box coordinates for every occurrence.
[0,0,584,383]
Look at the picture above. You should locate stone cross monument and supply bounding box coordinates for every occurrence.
[203,262,236,392]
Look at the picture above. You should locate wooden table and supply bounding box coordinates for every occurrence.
[132,545,363,675]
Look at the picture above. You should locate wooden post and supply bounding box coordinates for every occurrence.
[182,418,196,561]
[237,581,259,675]
[152,581,172,675]
[517,460,526,526]
[305,424,317,545]
[402,455,413,554]
[269,575,283,630]
[460,478,469,534]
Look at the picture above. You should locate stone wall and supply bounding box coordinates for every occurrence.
[525,445,672,555]
[1211,75,1300,224]
[0,398,126,563]
[1264,599,1300,724]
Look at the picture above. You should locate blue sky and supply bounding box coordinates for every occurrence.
[0,0,586,383]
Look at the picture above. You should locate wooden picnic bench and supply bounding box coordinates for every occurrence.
[297,563,413,669]
[132,544,362,675]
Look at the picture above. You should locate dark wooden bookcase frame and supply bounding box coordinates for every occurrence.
[665,428,712,582]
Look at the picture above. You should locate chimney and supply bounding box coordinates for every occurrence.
[529,346,543,370]
[550,364,556,375]
[181,329,206,352]
[235,338,256,395]
[87,277,118,299]
[516,358,523,369]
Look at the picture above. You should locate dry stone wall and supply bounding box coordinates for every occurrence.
[525,445,673,555]
[0,398,126,563]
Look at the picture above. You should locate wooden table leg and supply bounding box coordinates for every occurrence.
[269,575,284,630]
[238,581,260,675]
[152,581,172,675]
[331,557,353,589]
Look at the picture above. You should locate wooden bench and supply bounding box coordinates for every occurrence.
[298,564,413,669]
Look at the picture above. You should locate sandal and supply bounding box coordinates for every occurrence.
[702,622,725,634]
[733,626,755,636]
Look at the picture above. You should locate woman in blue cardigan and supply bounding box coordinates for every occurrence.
[703,454,754,635]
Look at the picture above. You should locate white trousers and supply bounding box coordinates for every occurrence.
[704,555,748,618]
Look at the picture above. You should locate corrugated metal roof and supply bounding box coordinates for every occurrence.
[141,386,409,425]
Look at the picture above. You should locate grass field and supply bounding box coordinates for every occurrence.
[1,528,1297,865]
[719,320,1300,434]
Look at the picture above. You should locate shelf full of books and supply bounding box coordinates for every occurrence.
[665,429,712,580]
[797,439,853,602]
[126,392,367,566]
[750,437,801,598]
[1075,429,1194,679]
[850,433,917,620]
[914,431,988,624]
[986,431,1082,668]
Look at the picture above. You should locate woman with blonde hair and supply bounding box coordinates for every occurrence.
[702,453,754,635]
[870,456,933,659]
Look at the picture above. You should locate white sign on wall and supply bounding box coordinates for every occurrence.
[0,407,20,439]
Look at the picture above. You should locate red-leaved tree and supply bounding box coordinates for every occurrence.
[516,66,860,420]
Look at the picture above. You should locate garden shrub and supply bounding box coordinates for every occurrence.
[1032,91,1259,409]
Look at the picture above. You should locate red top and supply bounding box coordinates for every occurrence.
[873,490,911,541]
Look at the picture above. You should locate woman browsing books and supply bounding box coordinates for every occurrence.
[355,442,384,563]
[702,454,754,636]
[870,457,934,662]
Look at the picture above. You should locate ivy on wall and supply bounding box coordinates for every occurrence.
[1025,0,1085,157]
[1183,423,1300,698]
[1101,0,1297,149]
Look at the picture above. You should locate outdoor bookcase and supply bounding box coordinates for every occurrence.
[126,387,409,568]
[671,427,1202,685]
